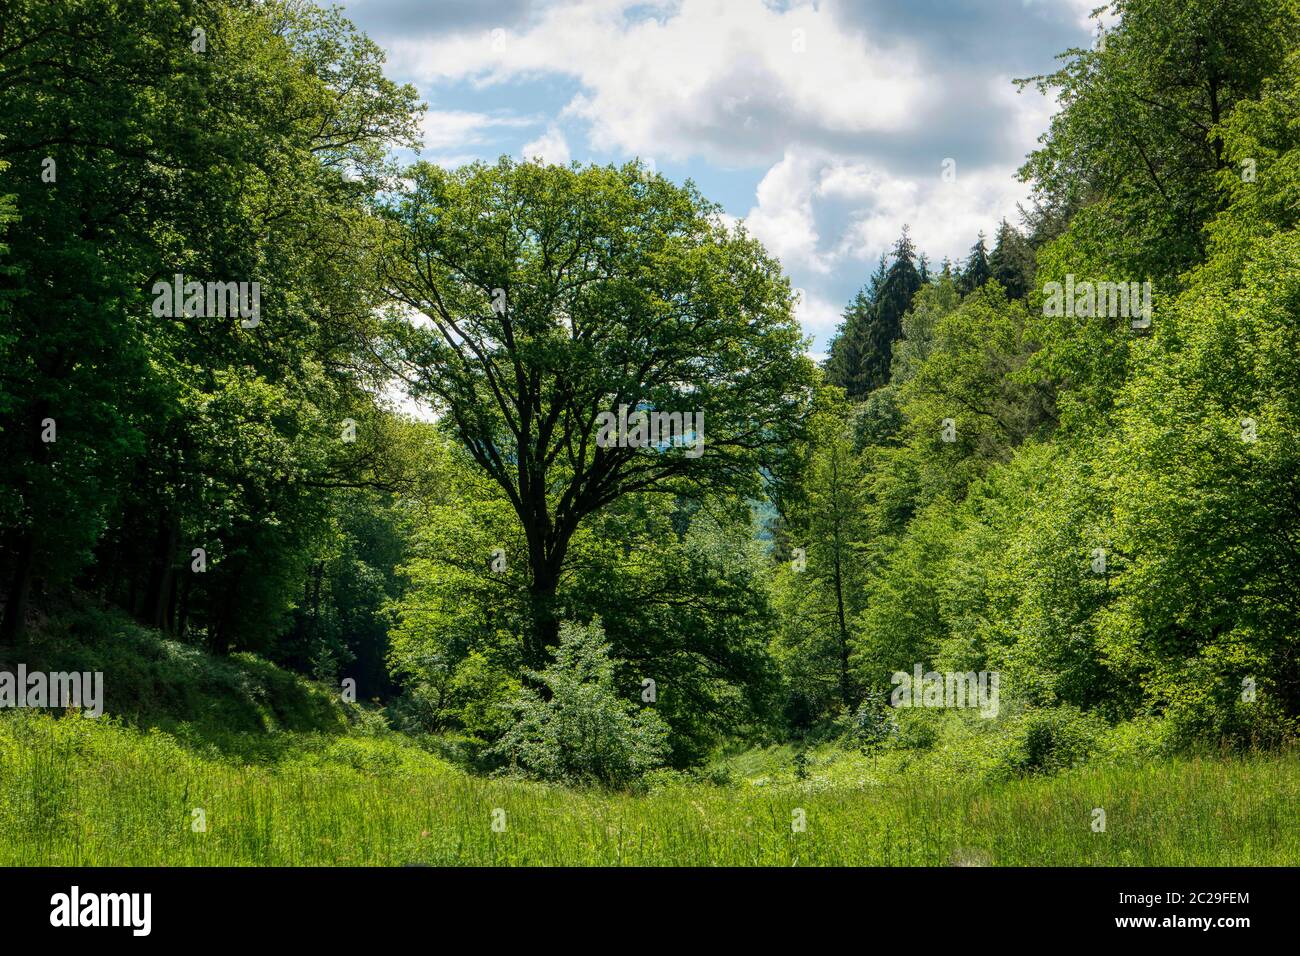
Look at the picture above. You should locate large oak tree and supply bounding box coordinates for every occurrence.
[380,158,814,661]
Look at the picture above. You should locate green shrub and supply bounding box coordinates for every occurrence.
[849,694,896,750]
[992,707,1107,777]
[892,708,941,750]
[636,767,694,794]
[489,620,670,788]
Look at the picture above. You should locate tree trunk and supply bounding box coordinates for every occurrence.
[829,450,854,708]
[141,514,179,631]
[2,400,51,647]
[0,528,36,648]
[209,560,243,656]
[526,557,564,667]
[166,570,180,634]
[177,571,191,639]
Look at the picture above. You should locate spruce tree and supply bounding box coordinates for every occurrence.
[825,255,886,397]
[862,228,922,393]
[825,233,922,399]
[959,231,992,295]
[988,219,1035,299]
[824,288,873,397]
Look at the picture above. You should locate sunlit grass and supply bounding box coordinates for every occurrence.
[2,711,1296,866]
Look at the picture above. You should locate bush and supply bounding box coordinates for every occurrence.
[635,767,694,794]
[992,707,1107,777]
[849,693,897,750]
[892,708,941,750]
[489,620,670,788]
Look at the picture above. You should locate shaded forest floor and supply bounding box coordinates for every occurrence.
[0,608,1296,866]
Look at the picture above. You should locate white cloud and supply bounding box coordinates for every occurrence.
[792,288,843,344]
[393,0,925,166]
[742,139,1033,278]
[995,75,1059,156]
[838,163,1030,265]
[743,150,831,274]
[1057,0,1118,31]
[425,153,483,169]
[374,0,1093,348]
[520,125,571,165]
[420,109,535,152]
[735,139,1035,347]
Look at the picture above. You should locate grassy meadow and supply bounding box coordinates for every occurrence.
[2,608,1295,867]
[2,708,1296,866]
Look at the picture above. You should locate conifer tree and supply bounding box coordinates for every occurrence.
[988,219,1035,299]
[825,230,922,398]
[958,231,992,294]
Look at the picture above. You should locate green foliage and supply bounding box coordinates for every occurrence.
[991,707,1110,778]
[20,604,350,741]
[380,156,815,658]
[823,0,1300,777]
[0,0,422,656]
[988,220,1036,300]
[1017,0,1300,427]
[1094,51,1300,738]
[958,232,992,295]
[1019,0,1299,283]
[770,386,870,725]
[489,620,670,788]
[388,427,778,763]
[825,230,923,397]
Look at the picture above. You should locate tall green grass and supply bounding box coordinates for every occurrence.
[1,711,1295,866]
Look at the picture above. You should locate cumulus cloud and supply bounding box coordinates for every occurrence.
[521,125,571,165]
[341,0,1094,347]
[385,1,926,165]
[1056,0,1118,31]
[792,287,845,347]
[743,150,833,275]
[343,0,534,40]
[420,109,536,151]
[741,141,1035,287]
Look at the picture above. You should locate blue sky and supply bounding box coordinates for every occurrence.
[339,0,1107,355]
